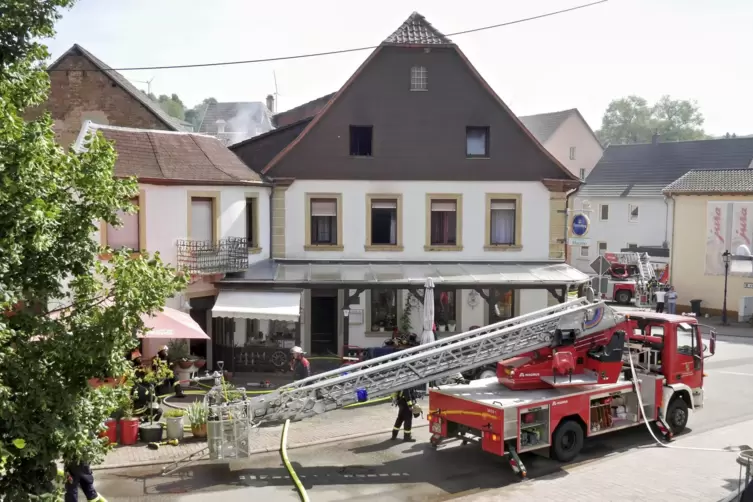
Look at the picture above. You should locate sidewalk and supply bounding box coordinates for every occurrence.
[96,396,424,469]
[454,419,753,502]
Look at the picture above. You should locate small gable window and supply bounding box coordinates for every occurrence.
[410,66,427,91]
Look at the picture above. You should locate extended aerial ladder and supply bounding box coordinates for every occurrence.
[246,297,624,426]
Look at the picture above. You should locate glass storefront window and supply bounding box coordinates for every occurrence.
[370,289,397,332]
[489,288,515,323]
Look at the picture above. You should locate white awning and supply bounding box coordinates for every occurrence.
[212,291,301,322]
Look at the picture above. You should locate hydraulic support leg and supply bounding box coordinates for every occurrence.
[506,442,527,478]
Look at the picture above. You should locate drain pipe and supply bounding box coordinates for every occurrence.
[268,183,274,257]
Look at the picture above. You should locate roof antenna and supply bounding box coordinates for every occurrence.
[272,70,280,113]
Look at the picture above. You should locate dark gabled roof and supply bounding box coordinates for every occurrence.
[519,109,576,144]
[197,101,272,134]
[663,169,753,195]
[383,12,453,46]
[47,44,187,132]
[229,118,313,173]
[272,93,335,128]
[258,12,578,185]
[75,122,265,185]
[579,137,753,198]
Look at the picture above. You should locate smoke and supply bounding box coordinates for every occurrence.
[225,103,274,145]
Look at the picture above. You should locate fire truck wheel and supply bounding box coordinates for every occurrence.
[615,290,632,305]
[666,397,689,434]
[477,368,497,380]
[551,420,584,463]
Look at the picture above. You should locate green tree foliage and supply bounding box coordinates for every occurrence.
[185,97,218,131]
[144,91,186,121]
[0,1,187,498]
[596,95,707,145]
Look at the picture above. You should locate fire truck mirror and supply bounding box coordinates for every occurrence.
[709,336,716,356]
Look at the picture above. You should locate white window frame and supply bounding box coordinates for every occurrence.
[597,241,607,256]
[628,204,639,222]
[410,66,428,91]
[569,146,576,160]
[580,246,590,258]
[579,168,586,180]
[599,204,609,221]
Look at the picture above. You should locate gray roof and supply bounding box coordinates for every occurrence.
[579,137,753,198]
[383,12,453,45]
[518,109,577,144]
[664,169,753,194]
[48,45,187,132]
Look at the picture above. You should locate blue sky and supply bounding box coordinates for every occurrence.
[46,0,753,136]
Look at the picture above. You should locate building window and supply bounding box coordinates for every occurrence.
[426,195,463,249]
[435,290,457,331]
[369,289,397,332]
[580,246,590,258]
[366,195,402,250]
[466,126,489,157]
[600,204,609,221]
[570,146,576,160]
[245,196,258,249]
[579,168,586,180]
[489,288,514,323]
[410,66,427,90]
[190,197,215,242]
[485,194,521,248]
[629,204,639,222]
[105,197,141,251]
[310,198,338,245]
[598,241,607,255]
[349,126,373,156]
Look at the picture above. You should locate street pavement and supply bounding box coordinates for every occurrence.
[93,333,753,501]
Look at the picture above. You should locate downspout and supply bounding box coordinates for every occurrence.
[268,182,274,258]
[564,183,581,263]
[663,195,670,246]
[668,193,676,285]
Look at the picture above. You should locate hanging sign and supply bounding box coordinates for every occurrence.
[570,213,590,237]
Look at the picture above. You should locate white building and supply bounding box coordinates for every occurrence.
[227,12,589,363]
[519,108,603,181]
[571,137,753,274]
[75,122,271,362]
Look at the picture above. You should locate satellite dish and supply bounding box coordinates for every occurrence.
[584,286,595,303]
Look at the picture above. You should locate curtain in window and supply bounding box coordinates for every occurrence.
[107,207,139,250]
[191,199,213,242]
[311,200,337,244]
[466,129,486,156]
[430,201,457,245]
[490,201,515,245]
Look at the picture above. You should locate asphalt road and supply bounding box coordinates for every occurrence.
[98,335,753,501]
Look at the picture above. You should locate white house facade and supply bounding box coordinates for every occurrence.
[226,12,589,369]
[519,109,603,181]
[571,137,753,274]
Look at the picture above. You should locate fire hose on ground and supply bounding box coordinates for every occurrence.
[281,419,310,502]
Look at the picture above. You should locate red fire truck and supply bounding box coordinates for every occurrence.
[593,251,663,305]
[427,309,715,477]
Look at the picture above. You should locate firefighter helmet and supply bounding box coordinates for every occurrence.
[290,346,304,355]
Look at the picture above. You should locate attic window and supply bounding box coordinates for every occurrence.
[349,126,373,157]
[410,66,428,91]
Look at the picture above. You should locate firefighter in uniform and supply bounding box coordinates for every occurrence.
[391,388,420,442]
[290,346,311,381]
[154,345,185,398]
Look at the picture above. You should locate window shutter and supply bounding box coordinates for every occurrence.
[371,200,397,209]
[490,201,515,210]
[311,200,337,217]
[431,201,456,212]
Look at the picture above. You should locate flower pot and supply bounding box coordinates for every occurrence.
[120,418,140,445]
[194,359,206,369]
[223,371,233,380]
[191,423,207,438]
[448,324,456,332]
[438,325,446,332]
[139,423,163,444]
[379,327,385,332]
[165,416,184,440]
[178,359,194,369]
[175,368,192,386]
[103,418,118,444]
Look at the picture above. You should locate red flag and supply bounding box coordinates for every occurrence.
[658,265,669,284]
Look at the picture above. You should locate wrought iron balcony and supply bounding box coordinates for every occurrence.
[176,237,249,275]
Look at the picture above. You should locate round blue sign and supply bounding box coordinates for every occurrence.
[571,213,590,237]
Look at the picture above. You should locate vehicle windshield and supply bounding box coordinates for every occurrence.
[676,322,699,356]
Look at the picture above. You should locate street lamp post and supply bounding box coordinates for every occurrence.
[722,250,731,326]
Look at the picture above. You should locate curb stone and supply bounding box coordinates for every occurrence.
[92,423,429,471]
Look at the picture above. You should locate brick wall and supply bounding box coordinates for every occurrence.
[28,50,170,147]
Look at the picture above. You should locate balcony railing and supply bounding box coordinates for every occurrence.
[176,237,249,275]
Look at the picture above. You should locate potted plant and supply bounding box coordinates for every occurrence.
[438,323,446,332]
[164,409,185,440]
[193,357,206,370]
[448,320,456,332]
[138,358,173,444]
[120,396,139,446]
[187,401,207,438]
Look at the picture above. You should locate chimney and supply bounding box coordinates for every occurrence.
[652,132,659,145]
[216,119,226,134]
[266,94,275,113]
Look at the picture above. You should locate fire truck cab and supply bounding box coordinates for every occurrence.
[428,310,714,477]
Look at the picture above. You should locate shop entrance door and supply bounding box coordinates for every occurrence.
[310,290,338,356]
